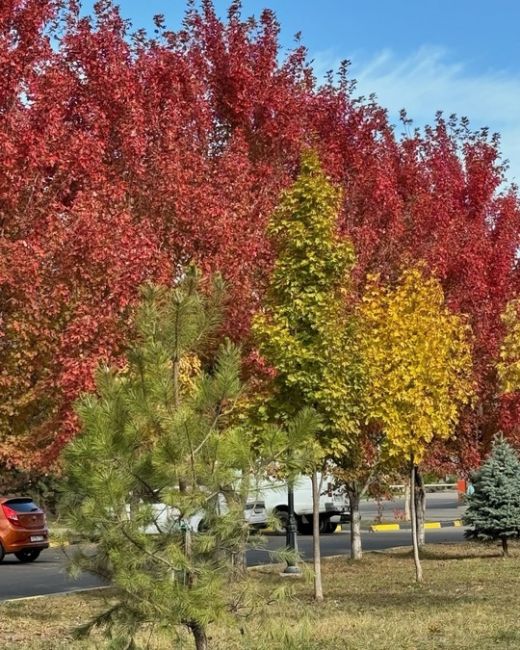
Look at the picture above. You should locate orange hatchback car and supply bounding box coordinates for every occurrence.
[0,497,49,563]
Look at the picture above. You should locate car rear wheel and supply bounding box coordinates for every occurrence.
[14,549,41,563]
[0,543,5,562]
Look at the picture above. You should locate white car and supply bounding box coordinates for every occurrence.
[142,496,267,534]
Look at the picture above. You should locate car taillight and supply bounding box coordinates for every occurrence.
[1,504,21,526]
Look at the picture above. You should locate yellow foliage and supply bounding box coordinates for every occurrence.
[252,149,358,439]
[498,299,520,394]
[178,353,202,396]
[358,265,474,462]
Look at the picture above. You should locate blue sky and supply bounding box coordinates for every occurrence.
[83,1,520,183]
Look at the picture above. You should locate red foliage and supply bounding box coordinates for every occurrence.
[0,1,518,471]
[349,118,520,472]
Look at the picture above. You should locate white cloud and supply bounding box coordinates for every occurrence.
[313,47,520,184]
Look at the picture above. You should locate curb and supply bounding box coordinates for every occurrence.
[370,520,464,532]
[49,539,84,548]
[49,540,70,548]
[1,585,111,604]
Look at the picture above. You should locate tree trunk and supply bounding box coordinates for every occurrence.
[184,526,194,587]
[190,622,208,650]
[414,466,426,546]
[232,547,247,577]
[226,489,248,578]
[173,357,180,409]
[410,459,423,582]
[502,536,509,557]
[404,479,411,521]
[311,471,323,601]
[348,488,362,561]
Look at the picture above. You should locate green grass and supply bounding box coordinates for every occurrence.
[1,542,520,649]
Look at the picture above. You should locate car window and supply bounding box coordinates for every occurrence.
[4,499,40,513]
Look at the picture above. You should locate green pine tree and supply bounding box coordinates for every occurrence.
[61,269,265,650]
[464,437,520,556]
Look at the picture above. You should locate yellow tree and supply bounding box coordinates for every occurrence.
[358,266,474,581]
[498,299,520,393]
[252,150,357,601]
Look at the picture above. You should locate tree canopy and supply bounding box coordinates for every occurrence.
[63,271,258,650]
[0,0,518,473]
[464,437,520,556]
[358,266,474,462]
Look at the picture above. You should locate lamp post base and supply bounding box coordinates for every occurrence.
[281,565,303,576]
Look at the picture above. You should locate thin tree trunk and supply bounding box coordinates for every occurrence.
[190,622,208,650]
[404,479,411,521]
[410,458,423,582]
[502,537,509,557]
[348,488,362,561]
[184,527,194,587]
[226,488,248,577]
[173,357,180,409]
[231,541,247,578]
[414,466,426,546]
[311,471,323,601]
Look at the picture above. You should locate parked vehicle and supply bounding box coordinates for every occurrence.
[0,497,49,562]
[252,474,350,534]
[142,496,268,534]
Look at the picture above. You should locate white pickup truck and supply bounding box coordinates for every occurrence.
[252,474,350,534]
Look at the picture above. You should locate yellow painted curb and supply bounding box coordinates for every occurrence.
[261,527,346,535]
[370,520,465,532]
[370,523,401,532]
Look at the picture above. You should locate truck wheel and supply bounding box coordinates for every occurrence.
[273,509,289,533]
[297,519,313,535]
[197,519,209,533]
[320,519,338,534]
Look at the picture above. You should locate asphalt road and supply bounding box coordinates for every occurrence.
[0,491,466,601]
[358,490,465,523]
[247,525,465,565]
[0,547,105,601]
[0,527,466,601]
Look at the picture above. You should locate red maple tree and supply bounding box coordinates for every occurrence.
[0,1,518,474]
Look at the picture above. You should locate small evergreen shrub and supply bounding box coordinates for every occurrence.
[464,437,520,555]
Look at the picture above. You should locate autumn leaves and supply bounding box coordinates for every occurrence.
[0,1,518,486]
[254,151,475,582]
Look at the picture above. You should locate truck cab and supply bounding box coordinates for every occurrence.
[253,474,350,534]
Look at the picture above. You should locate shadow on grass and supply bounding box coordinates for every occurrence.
[292,583,488,613]
[381,545,504,562]
[419,548,503,561]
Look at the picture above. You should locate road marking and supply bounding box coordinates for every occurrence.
[370,520,464,532]
[369,523,401,532]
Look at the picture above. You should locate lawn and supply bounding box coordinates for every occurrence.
[1,542,520,649]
